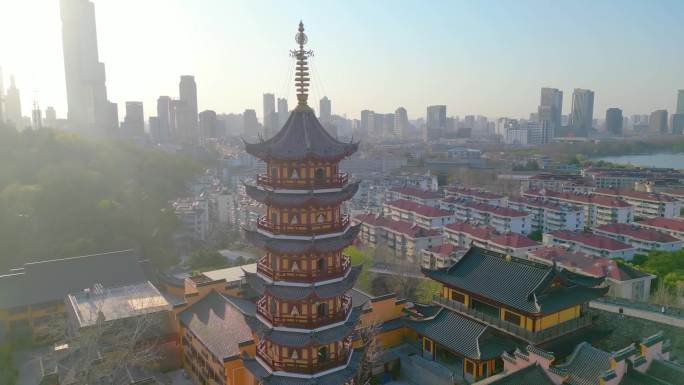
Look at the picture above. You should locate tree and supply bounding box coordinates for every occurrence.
[186,248,229,271]
[0,343,18,385]
[42,290,170,385]
[354,320,383,385]
[415,278,442,303]
[528,230,543,242]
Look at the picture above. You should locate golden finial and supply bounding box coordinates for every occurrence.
[290,21,313,107]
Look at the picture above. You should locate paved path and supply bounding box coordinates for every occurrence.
[590,301,684,328]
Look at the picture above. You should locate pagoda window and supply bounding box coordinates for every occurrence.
[291,260,300,272]
[290,168,299,179]
[317,213,326,224]
[291,349,299,360]
[317,346,328,362]
[290,305,300,316]
[270,167,278,178]
[270,254,277,270]
[290,214,299,225]
[271,212,278,225]
[317,302,328,317]
[317,258,327,272]
[314,168,325,182]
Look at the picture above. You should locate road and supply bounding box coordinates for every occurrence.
[589,301,684,329]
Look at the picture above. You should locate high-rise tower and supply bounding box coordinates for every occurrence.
[570,88,594,136]
[60,0,116,136]
[242,22,362,385]
[5,75,22,128]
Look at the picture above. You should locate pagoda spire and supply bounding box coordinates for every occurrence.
[291,21,313,107]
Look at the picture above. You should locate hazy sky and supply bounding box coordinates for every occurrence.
[1,0,683,122]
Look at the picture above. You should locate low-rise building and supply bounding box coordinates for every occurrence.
[636,217,684,239]
[521,173,590,192]
[593,188,681,219]
[487,333,680,385]
[421,243,467,270]
[383,199,456,229]
[507,196,584,232]
[443,221,540,257]
[444,186,505,206]
[386,187,442,207]
[0,250,150,340]
[524,189,634,227]
[442,198,532,234]
[593,223,683,254]
[353,213,443,260]
[543,230,636,260]
[529,246,655,301]
[173,196,211,240]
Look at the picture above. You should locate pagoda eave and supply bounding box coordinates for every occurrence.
[244,266,362,301]
[243,224,361,255]
[244,181,360,207]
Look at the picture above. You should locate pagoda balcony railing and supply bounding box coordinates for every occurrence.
[257,172,349,189]
[433,294,594,344]
[258,254,351,282]
[257,295,352,329]
[257,342,351,375]
[257,215,349,236]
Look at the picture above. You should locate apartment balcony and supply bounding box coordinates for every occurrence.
[257,172,349,189]
[257,254,350,283]
[257,295,352,329]
[433,294,593,344]
[257,215,349,236]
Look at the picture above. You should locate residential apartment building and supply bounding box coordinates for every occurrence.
[523,189,634,227]
[543,230,636,260]
[521,173,590,193]
[421,243,467,270]
[528,246,655,301]
[383,199,457,229]
[443,221,540,258]
[507,196,584,232]
[173,196,211,240]
[442,198,532,234]
[593,188,681,219]
[444,186,505,206]
[593,223,683,254]
[353,213,443,260]
[636,217,684,239]
[386,186,442,207]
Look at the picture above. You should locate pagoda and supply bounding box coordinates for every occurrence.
[241,22,363,385]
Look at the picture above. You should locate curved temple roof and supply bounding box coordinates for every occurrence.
[244,224,361,255]
[245,181,360,207]
[244,105,358,162]
[244,265,362,301]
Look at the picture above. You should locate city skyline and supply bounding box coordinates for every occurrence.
[2,0,684,122]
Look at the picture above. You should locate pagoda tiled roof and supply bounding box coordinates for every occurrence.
[244,266,362,301]
[243,224,361,254]
[405,308,519,360]
[246,306,362,347]
[423,247,607,315]
[244,105,358,161]
[245,181,360,207]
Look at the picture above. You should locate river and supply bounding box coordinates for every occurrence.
[596,153,684,169]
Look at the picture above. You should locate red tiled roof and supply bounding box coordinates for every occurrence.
[390,187,442,200]
[595,223,681,243]
[594,188,677,203]
[525,189,632,208]
[354,213,442,237]
[386,199,454,218]
[463,201,530,218]
[661,188,684,198]
[547,230,634,251]
[427,243,462,256]
[636,217,684,233]
[444,221,539,249]
[444,186,504,200]
[529,246,650,281]
[507,196,581,212]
